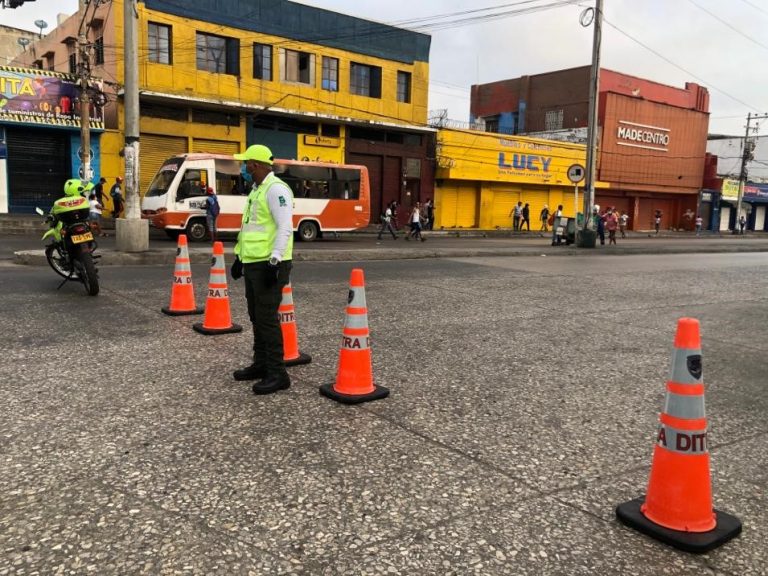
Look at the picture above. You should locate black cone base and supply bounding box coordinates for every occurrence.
[192,322,243,335]
[616,497,742,554]
[162,306,204,316]
[285,352,312,367]
[319,383,389,405]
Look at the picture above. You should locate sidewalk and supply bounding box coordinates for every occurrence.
[12,229,768,266]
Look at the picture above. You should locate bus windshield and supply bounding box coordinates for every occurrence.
[146,157,184,197]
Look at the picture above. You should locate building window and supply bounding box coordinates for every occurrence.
[282,48,314,85]
[545,109,564,131]
[253,43,272,80]
[322,56,338,92]
[33,59,43,69]
[45,54,55,71]
[397,71,411,103]
[350,62,381,98]
[94,36,105,65]
[196,32,239,75]
[148,22,172,64]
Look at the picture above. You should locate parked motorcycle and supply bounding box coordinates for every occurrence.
[36,179,100,296]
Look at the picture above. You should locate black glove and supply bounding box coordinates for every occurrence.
[230,257,243,280]
[265,258,280,287]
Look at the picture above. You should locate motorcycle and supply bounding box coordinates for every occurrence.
[36,204,100,296]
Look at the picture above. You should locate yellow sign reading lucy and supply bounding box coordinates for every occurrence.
[436,129,593,186]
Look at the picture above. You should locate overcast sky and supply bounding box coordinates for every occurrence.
[3,0,766,138]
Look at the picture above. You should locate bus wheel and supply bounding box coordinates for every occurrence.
[298,221,319,242]
[186,219,208,242]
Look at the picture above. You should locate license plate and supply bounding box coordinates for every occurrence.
[71,232,93,244]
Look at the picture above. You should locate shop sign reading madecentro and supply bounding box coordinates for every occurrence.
[616,120,670,152]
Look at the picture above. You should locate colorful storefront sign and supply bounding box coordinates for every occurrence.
[0,66,104,130]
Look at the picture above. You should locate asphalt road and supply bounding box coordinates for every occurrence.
[1,252,767,575]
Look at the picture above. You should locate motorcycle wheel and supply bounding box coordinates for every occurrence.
[75,252,100,296]
[45,244,72,279]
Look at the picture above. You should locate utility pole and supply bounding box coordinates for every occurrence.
[577,0,602,248]
[734,112,767,234]
[77,0,92,185]
[116,0,149,251]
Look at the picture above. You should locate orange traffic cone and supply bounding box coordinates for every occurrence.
[616,318,741,553]
[319,268,388,404]
[280,283,311,366]
[161,234,203,316]
[193,241,242,335]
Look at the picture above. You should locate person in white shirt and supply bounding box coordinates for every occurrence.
[377,201,398,241]
[88,193,106,237]
[406,202,426,242]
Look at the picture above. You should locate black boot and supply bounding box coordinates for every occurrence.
[252,373,291,395]
[233,363,267,381]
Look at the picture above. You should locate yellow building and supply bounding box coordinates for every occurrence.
[435,128,607,229]
[13,0,433,216]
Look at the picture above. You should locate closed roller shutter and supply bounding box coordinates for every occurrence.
[140,134,187,196]
[491,187,519,228]
[191,139,240,156]
[438,182,478,228]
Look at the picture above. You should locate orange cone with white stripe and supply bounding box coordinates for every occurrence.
[280,283,311,366]
[193,241,242,335]
[320,268,388,404]
[161,234,203,316]
[616,318,741,553]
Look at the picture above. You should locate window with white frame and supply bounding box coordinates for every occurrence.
[281,48,314,85]
[148,22,172,64]
[322,56,338,92]
[397,71,411,103]
[545,109,564,131]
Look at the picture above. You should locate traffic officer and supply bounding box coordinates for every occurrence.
[230,144,294,395]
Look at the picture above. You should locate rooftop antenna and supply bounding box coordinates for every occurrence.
[17,37,31,51]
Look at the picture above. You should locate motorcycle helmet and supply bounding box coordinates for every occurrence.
[63,178,86,197]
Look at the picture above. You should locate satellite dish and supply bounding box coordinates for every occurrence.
[34,19,48,39]
[17,37,31,47]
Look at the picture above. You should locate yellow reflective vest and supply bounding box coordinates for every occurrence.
[235,172,294,263]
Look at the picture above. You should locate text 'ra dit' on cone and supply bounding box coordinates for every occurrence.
[161,234,203,316]
[320,268,388,404]
[193,241,242,335]
[616,317,741,553]
[280,283,311,366]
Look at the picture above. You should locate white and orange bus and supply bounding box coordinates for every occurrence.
[140,153,371,241]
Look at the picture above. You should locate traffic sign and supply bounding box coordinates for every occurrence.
[567,164,585,184]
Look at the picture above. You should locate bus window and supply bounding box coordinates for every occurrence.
[215,171,242,196]
[146,157,184,197]
[177,169,208,201]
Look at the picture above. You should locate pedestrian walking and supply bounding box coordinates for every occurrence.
[654,210,662,235]
[739,215,747,235]
[594,205,605,245]
[605,208,618,245]
[521,203,531,231]
[377,201,398,240]
[205,186,220,242]
[619,211,629,238]
[93,177,108,206]
[510,201,523,231]
[551,204,563,245]
[424,198,435,230]
[695,215,703,236]
[405,202,426,241]
[110,177,124,219]
[540,204,550,231]
[230,144,294,395]
[88,192,106,237]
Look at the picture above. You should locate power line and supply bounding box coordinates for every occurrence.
[737,0,768,17]
[685,0,768,53]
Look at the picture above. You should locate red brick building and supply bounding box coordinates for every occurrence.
[470,67,710,230]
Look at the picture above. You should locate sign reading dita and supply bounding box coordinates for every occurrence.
[0,65,105,129]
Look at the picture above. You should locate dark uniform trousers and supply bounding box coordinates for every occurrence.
[243,260,292,377]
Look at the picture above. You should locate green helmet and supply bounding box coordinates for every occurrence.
[63,178,86,197]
